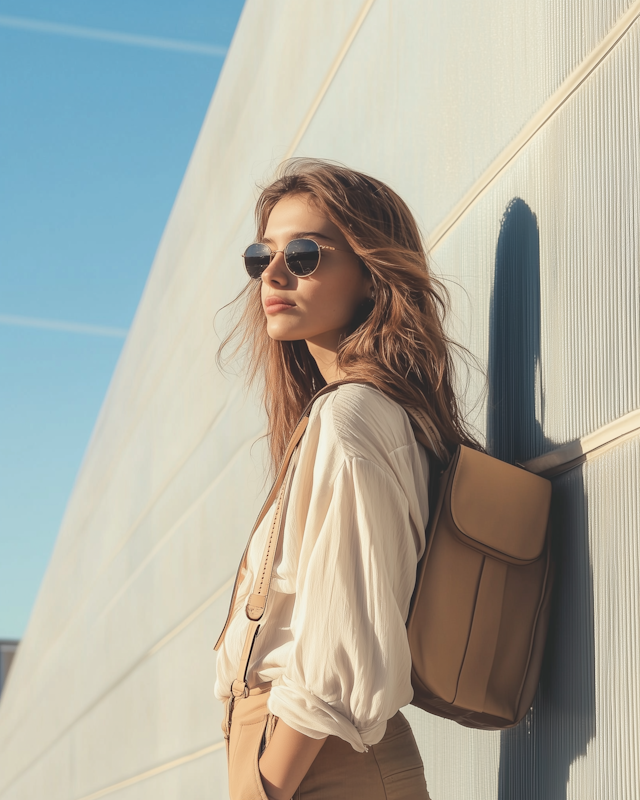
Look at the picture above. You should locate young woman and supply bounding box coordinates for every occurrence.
[214,159,479,800]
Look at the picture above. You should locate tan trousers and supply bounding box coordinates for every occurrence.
[222,684,430,800]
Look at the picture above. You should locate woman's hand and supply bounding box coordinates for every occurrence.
[258,719,327,800]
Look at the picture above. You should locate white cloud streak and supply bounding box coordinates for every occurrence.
[0,15,228,57]
[0,314,128,339]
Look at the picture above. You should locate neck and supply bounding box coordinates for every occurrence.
[305,331,346,384]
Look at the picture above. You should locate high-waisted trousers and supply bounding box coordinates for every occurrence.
[222,684,431,800]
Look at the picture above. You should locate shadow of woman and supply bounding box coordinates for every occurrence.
[488,198,595,799]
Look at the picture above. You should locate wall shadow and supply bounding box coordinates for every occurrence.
[488,199,595,799]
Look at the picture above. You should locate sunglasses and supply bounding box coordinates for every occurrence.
[242,238,350,279]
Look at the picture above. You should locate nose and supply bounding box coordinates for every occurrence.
[261,249,291,285]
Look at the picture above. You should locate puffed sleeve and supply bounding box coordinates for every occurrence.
[267,448,427,752]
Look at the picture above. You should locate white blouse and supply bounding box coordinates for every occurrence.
[214,383,430,752]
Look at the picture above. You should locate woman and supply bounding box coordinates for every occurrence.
[214,159,480,800]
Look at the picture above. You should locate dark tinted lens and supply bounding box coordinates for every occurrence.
[284,239,321,276]
[243,243,272,279]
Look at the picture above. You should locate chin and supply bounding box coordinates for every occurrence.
[266,325,302,342]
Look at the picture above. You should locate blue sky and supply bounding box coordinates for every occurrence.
[0,0,246,639]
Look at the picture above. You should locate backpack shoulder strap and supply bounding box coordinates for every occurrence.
[404,405,448,463]
[214,379,359,655]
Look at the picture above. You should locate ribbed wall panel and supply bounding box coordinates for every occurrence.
[428,24,640,451]
[505,437,640,798]
[296,17,640,454]
[403,435,640,799]
[0,1,637,798]
[295,0,638,234]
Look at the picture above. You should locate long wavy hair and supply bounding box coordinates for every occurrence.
[216,158,482,479]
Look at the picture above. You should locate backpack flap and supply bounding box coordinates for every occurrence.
[449,446,552,564]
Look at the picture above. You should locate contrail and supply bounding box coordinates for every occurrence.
[0,313,128,338]
[0,15,228,57]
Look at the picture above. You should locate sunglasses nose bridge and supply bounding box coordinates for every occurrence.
[260,247,288,279]
[271,248,287,267]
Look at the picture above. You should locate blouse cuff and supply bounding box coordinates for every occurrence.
[267,676,388,753]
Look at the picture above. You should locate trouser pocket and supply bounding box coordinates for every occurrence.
[224,693,278,800]
[229,717,270,800]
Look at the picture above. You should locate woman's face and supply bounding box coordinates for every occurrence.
[259,193,373,354]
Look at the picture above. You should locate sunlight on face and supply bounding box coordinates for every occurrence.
[260,194,372,355]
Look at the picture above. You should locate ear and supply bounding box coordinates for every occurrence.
[358,261,375,299]
[365,276,375,300]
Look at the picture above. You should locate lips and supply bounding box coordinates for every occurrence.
[264,296,296,309]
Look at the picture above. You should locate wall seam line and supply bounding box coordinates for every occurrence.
[0,422,261,734]
[51,0,377,549]
[99,434,257,618]
[282,0,377,160]
[428,0,640,250]
[49,0,377,570]
[11,0,381,726]
[0,576,235,797]
[75,741,225,800]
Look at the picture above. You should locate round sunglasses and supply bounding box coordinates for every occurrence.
[242,238,351,279]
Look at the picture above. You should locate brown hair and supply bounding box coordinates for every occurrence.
[216,158,482,479]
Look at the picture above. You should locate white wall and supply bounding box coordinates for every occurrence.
[0,2,638,798]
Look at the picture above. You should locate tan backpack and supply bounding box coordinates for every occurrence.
[215,380,554,731]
